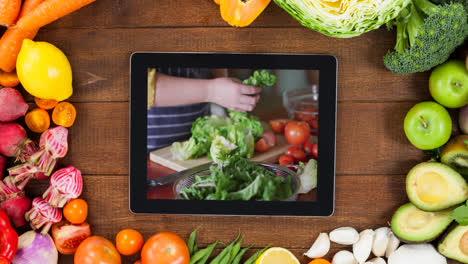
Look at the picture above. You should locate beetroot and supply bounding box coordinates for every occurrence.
[8,162,47,190]
[0,155,5,179]
[0,87,28,122]
[30,126,68,176]
[43,166,82,208]
[0,176,31,227]
[25,197,62,234]
[0,122,37,162]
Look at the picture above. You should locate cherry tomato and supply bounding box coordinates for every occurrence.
[261,131,276,147]
[303,141,314,155]
[290,149,306,162]
[284,121,311,145]
[116,229,144,256]
[279,154,294,165]
[75,236,121,264]
[312,144,318,158]
[52,221,91,255]
[25,108,50,133]
[269,119,290,134]
[63,199,88,224]
[52,102,77,127]
[255,138,270,153]
[308,259,331,264]
[141,232,189,264]
[295,107,317,122]
[34,97,58,110]
[286,145,302,156]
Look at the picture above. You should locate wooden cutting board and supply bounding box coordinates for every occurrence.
[150,133,290,172]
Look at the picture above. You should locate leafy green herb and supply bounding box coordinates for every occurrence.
[180,158,293,201]
[242,70,276,87]
[452,200,468,225]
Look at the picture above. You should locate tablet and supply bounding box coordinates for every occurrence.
[130,53,337,216]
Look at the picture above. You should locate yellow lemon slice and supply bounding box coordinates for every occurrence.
[255,247,300,264]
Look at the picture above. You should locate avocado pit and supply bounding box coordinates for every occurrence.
[460,231,468,255]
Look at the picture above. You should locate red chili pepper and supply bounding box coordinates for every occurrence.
[0,209,18,264]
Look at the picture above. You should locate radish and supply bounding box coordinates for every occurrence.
[0,122,37,162]
[0,155,5,179]
[25,197,62,234]
[30,126,68,176]
[0,176,31,227]
[0,87,28,122]
[8,162,47,190]
[43,166,82,208]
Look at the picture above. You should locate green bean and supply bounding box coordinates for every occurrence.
[197,241,219,264]
[189,241,218,264]
[188,226,201,256]
[227,236,244,263]
[210,233,241,264]
[243,245,271,264]
[231,246,251,264]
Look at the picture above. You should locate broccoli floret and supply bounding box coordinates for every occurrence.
[384,0,468,74]
[431,0,468,12]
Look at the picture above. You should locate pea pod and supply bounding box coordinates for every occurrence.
[189,241,219,264]
[210,233,241,264]
[232,246,251,264]
[188,226,201,256]
[243,245,270,264]
[228,236,244,263]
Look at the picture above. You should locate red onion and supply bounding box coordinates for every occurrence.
[0,176,31,227]
[43,166,82,208]
[8,162,47,190]
[24,197,62,234]
[30,126,68,176]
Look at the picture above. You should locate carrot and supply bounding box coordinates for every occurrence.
[0,0,21,27]
[16,0,96,30]
[0,70,20,87]
[19,0,45,17]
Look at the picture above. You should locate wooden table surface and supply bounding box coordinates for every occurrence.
[20,1,463,263]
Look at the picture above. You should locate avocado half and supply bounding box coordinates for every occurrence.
[406,162,468,211]
[439,224,468,263]
[442,135,468,177]
[391,203,453,242]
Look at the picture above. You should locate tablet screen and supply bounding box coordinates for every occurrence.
[146,67,319,203]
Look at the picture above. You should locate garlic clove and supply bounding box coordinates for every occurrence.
[304,233,330,259]
[372,227,391,257]
[385,232,400,258]
[368,257,386,264]
[332,250,358,264]
[353,229,375,264]
[330,227,359,245]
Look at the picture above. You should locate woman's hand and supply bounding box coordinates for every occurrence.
[207,77,261,112]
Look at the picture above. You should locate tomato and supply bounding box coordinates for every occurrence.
[134,261,142,264]
[269,119,290,134]
[51,221,91,255]
[284,121,310,145]
[34,97,58,110]
[311,144,318,158]
[52,102,77,127]
[303,141,314,155]
[63,199,88,224]
[279,154,294,166]
[255,138,270,153]
[261,131,276,147]
[75,236,121,264]
[290,149,306,162]
[116,229,144,256]
[286,145,302,156]
[141,232,189,264]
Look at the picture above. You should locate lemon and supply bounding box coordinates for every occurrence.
[16,39,73,101]
[255,247,300,264]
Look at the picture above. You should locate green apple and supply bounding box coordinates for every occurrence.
[404,101,452,150]
[429,60,468,108]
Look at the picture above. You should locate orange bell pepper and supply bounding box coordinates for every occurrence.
[220,0,271,27]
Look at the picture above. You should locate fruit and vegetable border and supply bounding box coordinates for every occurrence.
[1,0,468,264]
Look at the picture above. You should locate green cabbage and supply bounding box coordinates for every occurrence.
[274,0,411,38]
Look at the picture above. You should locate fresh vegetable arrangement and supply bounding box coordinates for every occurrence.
[171,70,275,164]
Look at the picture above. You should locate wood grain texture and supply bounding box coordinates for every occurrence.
[59,102,423,176]
[32,27,431,103]
[25,173,408,264]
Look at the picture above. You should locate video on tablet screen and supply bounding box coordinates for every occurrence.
[146,68,319,202]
